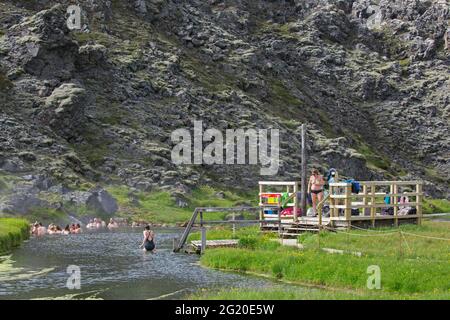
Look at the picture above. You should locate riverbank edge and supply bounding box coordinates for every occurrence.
[188,257,374,300]
[190,222,450,300]
[0,218,30,255]
[196,262,363,294]
[193,262,450,300]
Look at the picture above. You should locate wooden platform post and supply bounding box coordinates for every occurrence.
[363,184,368,216]
[201,227,206,255]
[278,197,282,236]
[259,184,263,229]
[370,185,376,228]
[393,182,398,227]
[416,182,423,225]
[300,124,307,220]
[294,182,299,220]
[200,210,203,227]
[232,211,236,237]
[329,184,335,219]
[344,184,351,229]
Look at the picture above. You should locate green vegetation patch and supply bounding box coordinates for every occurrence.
[0,172,20,194]
[76,130,111,167]
[108,185,256,224]
[73,31,112,47]
[269,79,304,107]
[356,141,391,171]
[424,167,449,184]
[0,71,13,91]
[423,198,450,214]
[198,221,450,298]
[26,208,66,225]
[0,218,30,255]
[180,55,235,93]
[190,287,450,300]
[0,177,9,191]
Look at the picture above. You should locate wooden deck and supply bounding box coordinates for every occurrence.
[190,240,239,250]
[174,180,424,252]
[260,180,422,235]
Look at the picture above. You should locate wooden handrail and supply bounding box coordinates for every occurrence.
[325,180,423,227]
[174,206,262,252]
[259,181,300,186]
[317,192,330,229]
[174,208,199,252]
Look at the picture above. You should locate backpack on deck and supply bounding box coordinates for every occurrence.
[345,179,361,194]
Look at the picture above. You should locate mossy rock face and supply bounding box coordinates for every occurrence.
[0,0,449,204]
[0,72,13,91]
[0,177,8,191]
[355,142,391,172]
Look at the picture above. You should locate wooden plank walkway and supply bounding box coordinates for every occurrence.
[191,240,239,249]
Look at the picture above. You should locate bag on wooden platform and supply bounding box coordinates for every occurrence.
[381,207,394,216]
[307,207,316,217]
[344,179,361,194]
[398,207,410,216]
[322,205,330,217]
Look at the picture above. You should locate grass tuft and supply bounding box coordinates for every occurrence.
[0,218,30,255]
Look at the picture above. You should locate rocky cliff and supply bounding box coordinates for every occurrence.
[0,0,449,218]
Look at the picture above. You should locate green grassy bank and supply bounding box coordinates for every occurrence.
[0,218,30,255]
[423,198,450,214]
[108,185,257,224]
[192,221,450,299]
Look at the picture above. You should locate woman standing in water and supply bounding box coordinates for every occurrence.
[140,225,156,252]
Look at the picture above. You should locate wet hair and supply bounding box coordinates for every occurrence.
[145,225,151,230]
[76,224,81,228]
[56,226,62,231]
[65,225,70,231]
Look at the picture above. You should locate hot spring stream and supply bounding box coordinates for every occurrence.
[0,227,302,300]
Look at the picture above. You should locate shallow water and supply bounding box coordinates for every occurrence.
[0,227,293,300]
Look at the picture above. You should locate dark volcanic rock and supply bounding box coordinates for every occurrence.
[86,188,118,216]
[0,0,448,217]
[40,83,87,140]
[2,4,78,79]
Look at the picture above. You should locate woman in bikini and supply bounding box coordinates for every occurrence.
[308,168,325,214]
[140,225,156,253]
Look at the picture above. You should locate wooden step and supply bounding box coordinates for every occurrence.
[286,227,320,232]
[280,233,303,238]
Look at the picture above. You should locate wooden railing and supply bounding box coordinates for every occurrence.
[329,181,423,227]
[174,206,262,253]
[259,181,300,222]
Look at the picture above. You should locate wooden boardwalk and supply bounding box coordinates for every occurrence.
[191,239,239,250]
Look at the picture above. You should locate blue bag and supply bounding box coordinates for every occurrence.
[345,179,361,194]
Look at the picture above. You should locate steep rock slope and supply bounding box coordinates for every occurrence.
[0,0,449,217]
